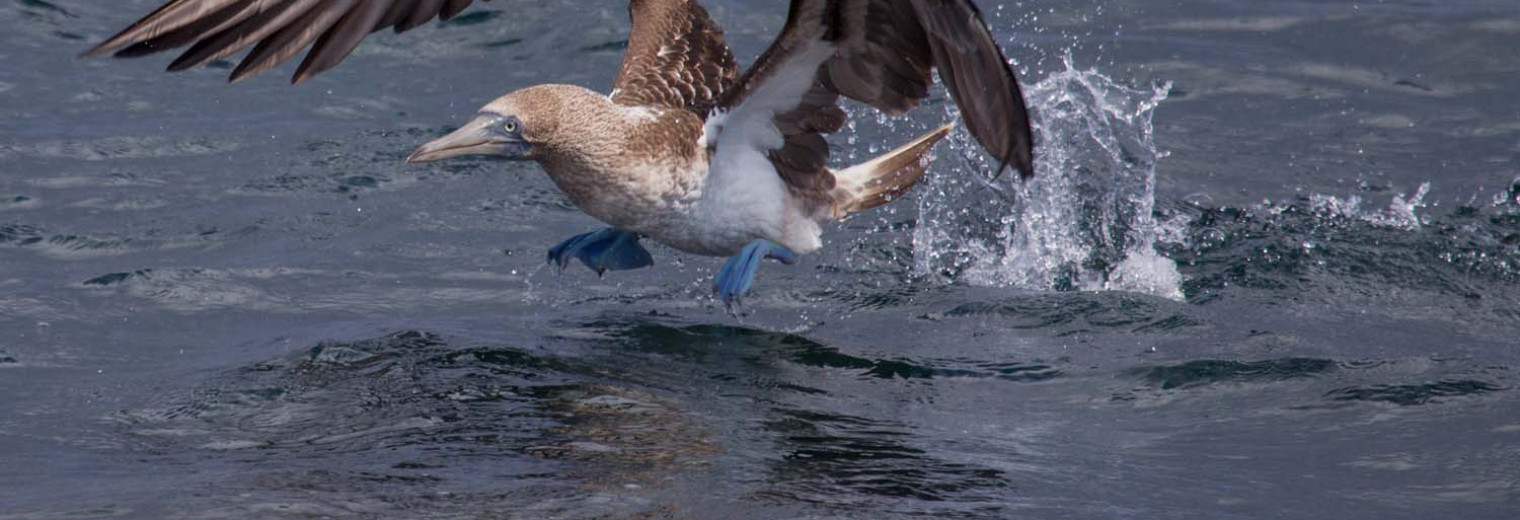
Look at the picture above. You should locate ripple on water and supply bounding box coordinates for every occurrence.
[934,292,1200,336]
[1134,358,1341,390]
[1324,379,1507,407]
[3,220,256,259]
[759,407,1011,512]
[1,223,136,258]
[78,268,277,312]
[0,136,241,161]
[111,330,719,516]
[118,331,552,451]
[14,0,76,27]
[233,129,538,196]
[1125,356,1511,414]
[602,321,1066,384]
[814,283,944,312]
[1164,181,1520,314]
[570,319,1061,515]
[0,195,39,210]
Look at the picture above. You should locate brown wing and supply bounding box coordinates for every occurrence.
[84,0,490,84]
[608,0,738,117]
[718,0,1035,200]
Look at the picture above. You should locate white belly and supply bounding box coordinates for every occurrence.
[546,145,822,258]
[616,158,822,258]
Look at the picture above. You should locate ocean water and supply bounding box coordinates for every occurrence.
[2,0,1519,518]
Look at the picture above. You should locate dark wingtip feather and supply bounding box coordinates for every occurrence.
[993,145,1035,183]
[166,51,200,72]
[291,59,329,85]
[440,0,472,20]
[80,43,112,59]
[83,21,156,58]
[993,40,1036,181]
[84,0,254,59]
[1014,143,1035,181]
[913,0,1036,182]
[113,42,162,58]
[88,0,485,83]
[229,63,257,83]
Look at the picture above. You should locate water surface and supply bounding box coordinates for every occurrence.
[2,1,1519,518]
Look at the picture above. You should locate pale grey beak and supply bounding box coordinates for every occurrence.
[406,115,530,164]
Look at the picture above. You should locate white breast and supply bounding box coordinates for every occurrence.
[655,40,838,257]
[600,156,820,258]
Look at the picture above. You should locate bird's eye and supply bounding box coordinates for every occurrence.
[503,119,518,133]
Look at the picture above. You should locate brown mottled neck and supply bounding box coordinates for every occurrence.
[491,85,698,175]
[485,84,706,211]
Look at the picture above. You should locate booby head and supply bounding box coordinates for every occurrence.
[406,85,578,164]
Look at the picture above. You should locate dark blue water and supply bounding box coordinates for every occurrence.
[3,1,1519,518]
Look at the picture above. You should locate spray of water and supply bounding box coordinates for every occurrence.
[1304,182,1431,230]
[913,56,1182,300]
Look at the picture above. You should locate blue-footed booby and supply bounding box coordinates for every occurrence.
[88,0,1035,308]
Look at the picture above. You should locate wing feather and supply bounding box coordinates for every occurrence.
[376,0,421,30]
[398,0,446,32]
[440,0,473,20]
[230,0,356,82]
[84,0,253,57]
[293,0,395,83]
[85,0,490,83]
[911,0,1033,178]
[713,0,1035,208]
[609,0,738,116]
[166,0,326,73]
[111,0,259,58]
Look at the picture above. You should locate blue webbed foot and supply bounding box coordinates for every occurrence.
[713,240,798,308]
[546,228,654,276]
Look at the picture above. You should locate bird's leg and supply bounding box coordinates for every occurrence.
[546,228,654,277]
[713,240,798,308]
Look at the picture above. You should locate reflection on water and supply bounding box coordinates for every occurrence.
[4,0,1520,519]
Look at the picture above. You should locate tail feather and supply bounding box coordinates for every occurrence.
[829,124,953,218]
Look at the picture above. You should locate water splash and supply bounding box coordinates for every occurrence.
[1304,182,1431,230]
[914,57,1181,300]
[1492,176,1520,208]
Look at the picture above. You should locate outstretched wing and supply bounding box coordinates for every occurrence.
[609,0,738,117]
[713,0,1035,203]
[84,0,491,84]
